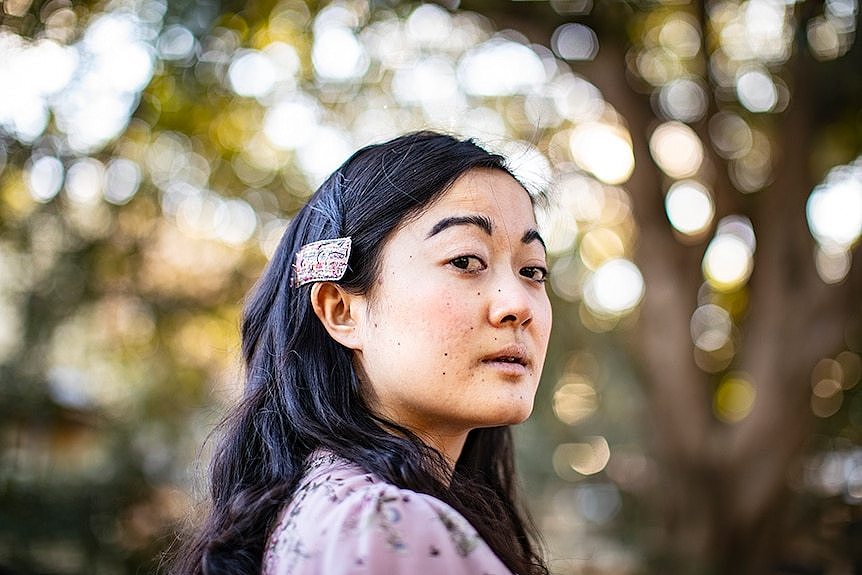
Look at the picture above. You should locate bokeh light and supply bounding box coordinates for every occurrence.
[551,23,599,61]
[228,50,277,97]
[649,121,704,179]
[736,67,778,113]
[537,206,579,256]
[583,258,645,317]
[553,373,599,425]
[665,180,714,236]
[807,163,862,249]
[264,97,321,150]
[569,122,635,185]
[553,436,611,479]
[157,24,196,61]
[807,0,858,61]
[457,37,547,97]
[572,482,622,524]
[690,304,733,353]
[702,216,756,291]
[658,78,708,123]
[815,244,852,284]
[709,112,753,160]
[65,159,105,205]
[26,155,64,203]
[2,0,861,572]
[713,374,756,423]
[579,228,626,270]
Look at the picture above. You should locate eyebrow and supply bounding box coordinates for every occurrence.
[426,214,547,250]
[522,228,547,250]
[426,215,492,238]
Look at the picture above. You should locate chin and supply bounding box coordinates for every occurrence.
[486,401,535,427]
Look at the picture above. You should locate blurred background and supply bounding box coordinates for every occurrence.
[1,0,861,573]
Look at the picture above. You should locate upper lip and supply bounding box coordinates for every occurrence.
[481,344,531,367]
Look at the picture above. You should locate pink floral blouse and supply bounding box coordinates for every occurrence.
[262,451,514,574]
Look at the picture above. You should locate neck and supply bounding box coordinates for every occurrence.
[417,430,468,485]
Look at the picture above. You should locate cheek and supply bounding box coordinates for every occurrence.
[536,298,553,337]
[404,286,474,325]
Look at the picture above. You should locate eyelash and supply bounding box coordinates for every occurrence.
[521,266,549,283]
[448,256,549,284]
[449,255,485,274]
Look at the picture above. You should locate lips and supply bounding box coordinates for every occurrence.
[481,344,531,368]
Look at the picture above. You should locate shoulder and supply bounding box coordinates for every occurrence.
[263,456,512,575]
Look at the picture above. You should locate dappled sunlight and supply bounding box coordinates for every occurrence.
[2,0,861,572]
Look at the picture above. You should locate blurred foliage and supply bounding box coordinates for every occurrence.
[1,0,861,573]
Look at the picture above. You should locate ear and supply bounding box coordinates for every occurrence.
[310,282,364,350]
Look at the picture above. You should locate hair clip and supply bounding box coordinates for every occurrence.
[292,237,352,287]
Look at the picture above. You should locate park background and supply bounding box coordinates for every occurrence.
[1,0,861,573]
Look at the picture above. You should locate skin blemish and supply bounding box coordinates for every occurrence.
[444,353,448,357]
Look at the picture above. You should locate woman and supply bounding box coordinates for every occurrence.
[174,132,552,574]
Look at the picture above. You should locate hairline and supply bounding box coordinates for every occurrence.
[359,165,536,308]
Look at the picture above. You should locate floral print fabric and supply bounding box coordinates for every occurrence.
[262,451,513,575]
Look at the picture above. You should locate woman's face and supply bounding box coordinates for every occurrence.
[353,168,552,461]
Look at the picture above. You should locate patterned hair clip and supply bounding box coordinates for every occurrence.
[292,237,352,287]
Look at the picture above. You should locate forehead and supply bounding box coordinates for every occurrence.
[417,168,536,226]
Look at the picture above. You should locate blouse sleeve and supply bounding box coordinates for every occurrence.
[275,482,514,575]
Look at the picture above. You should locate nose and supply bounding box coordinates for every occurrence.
[488,271,534,328]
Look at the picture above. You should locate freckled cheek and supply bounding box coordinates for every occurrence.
[416,293,474,326]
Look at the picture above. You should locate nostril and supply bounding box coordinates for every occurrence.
[501,314,517,323]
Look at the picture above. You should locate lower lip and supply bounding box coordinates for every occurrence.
[482,360,529,377]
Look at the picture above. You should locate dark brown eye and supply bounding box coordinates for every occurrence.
[521,266,548,282]
[449,256,485,273]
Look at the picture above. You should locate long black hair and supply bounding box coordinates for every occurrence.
[172,132,548,574]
